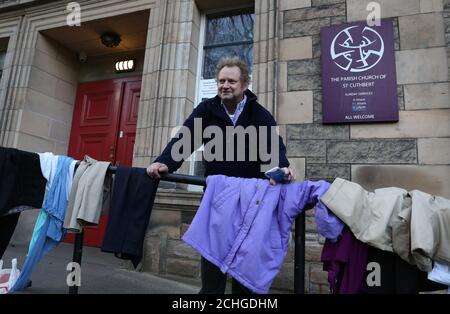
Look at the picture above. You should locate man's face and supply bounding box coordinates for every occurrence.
[217,66,248,103]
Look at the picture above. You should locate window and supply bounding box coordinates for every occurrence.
[202,10,254,79]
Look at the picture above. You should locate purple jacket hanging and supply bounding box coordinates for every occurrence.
[321,226,369,294]
[182,175,342,293]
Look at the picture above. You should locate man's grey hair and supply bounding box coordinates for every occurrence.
[215,56,250,85]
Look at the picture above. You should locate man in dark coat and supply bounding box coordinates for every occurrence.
[147,56,293,293]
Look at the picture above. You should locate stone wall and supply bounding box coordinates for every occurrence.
[140,0,449,294]
[445,0,450,77]
[1,0,448,294]
[279,0,450,293]
[17,33,78,154]
[141,191,202,279]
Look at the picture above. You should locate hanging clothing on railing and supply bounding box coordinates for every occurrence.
[182,174,340,294]
[64,155,111,232]
[27,153,76,251]
[320,177,450,294]
[321,226,369,294]
[321,231,448,294]
[38,152,60,191]
[428,261,450,288]
[364,246,447,293]
[0,213,20,260]
[0,147,47,259]
[321,178,450,271]
[10,156,74,292]
[101,166,158,268]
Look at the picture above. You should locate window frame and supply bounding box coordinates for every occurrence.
[201,8,254,80]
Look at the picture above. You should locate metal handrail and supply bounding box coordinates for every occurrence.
[108,166,207,186]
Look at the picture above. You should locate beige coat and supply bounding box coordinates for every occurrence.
[63,155,111,232]
[321,178,450,272]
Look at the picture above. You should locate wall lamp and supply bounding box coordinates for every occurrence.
[115,59,135,72]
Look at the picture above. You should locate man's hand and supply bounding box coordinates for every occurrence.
[269,167,295,185]
[146,162,169,179]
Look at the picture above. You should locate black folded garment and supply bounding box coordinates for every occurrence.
[101,166,158,268]
[0,147,46,258]
[0,147,46,216]
[0,213,20,259]
[365,246,447,294]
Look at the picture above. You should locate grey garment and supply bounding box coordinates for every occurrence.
[391,195,415,264]
[64,158,90,230]
[63,156,111,232]
[321,178,450,272]
[101,173,113,216]
[391,191,450,271]
[409,190,450,271]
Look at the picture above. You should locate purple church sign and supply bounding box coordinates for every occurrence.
[320,19,398,123]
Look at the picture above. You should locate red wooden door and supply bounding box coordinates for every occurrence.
[66,76,141,247]
[115,79,141,167]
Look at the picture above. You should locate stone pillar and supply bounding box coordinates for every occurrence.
[444,0,450,77]
[253,0,278,115]
[0,16,25,147]
[135,0,200,171]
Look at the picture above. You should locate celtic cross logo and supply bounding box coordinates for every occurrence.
[330,25,384,73]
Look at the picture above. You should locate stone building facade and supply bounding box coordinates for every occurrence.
[0,0,449,293]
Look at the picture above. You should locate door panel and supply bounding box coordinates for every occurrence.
[80,92,118,127]
[75,132,114,162]
[66,77,141,247]
[115,79,141,167]
[116,135,135,168]
[68,80,121,163]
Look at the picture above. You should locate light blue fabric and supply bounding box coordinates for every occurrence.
[28,208,48,251]
[29,153,60,251]
[10,156,73,292]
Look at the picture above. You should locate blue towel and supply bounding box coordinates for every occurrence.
[10,156,73,292]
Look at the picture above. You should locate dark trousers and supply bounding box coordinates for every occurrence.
[0,213,20,259]
[101,167,158,268]
[199,257,252,294]
[365,246,447,293]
